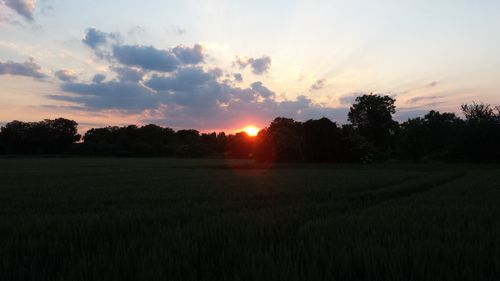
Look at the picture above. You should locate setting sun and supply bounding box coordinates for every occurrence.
[243,126,260,137]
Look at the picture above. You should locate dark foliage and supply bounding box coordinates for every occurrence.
[348,94,398,150]
[397,104,500,162]
[225,132,255,159]
[254,117,303,163]
[302,118,342,162]
[255,117,373,163]
[0,118,80,154]
[82,125,230,158]
[397,111,464,161]
[1,95,499,163]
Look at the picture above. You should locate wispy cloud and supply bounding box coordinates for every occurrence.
[406,95,443,105]
[427,81,439,88]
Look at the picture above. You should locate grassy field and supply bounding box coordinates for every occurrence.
[0,158,499,281]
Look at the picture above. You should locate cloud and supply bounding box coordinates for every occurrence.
[235,56,272,75]
[406,95,443,105]
[81,28,205,73]
[339,93,363,105]
[82,28,115,49]
[427,81,439,87]
[172,44,204,64]
[250,81,275,99]
[0,59,45,79]
[54,69,77,82]
[145,67,221,92]
[310,79,325,91]
[112,45,180,72]
[111,66,144,82]
[248,56,271,74]
[112,44,205,72]
[50,81,158,111]
[2,0,36,21]
[81,27,124,60]
[233,73,243,83]
[52,65,348,128]
[92,74,106,84]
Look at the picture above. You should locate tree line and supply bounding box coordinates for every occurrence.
[1,94,499,163]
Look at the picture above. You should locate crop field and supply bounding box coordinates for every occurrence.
[0,158,499,281]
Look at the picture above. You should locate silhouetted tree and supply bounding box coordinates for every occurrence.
[397,111,463,161]
[2,99,500,163]
[461,102,498,124]
[348,94,398,151]
[174,129,205,157]
[459,102,500,162]
[255,117,303,163]
[216,132,227,153]
[339,124,373,163]
[254,128,276,163]
[225,132,255,159]
[83,125,177,156]
[302,118,342,162]
[0,118,80,154]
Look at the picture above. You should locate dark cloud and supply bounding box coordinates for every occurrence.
[250,81,275,99]
[112,44,205,72]
[111,66,144,82]
[54,69,77,82]
[310,79,325,91]
[112,45,180,72]
[81,28,123,60]
[52,65,348,128]
[81,28,205,73]
[233,73,243,83]
[235,56,272,75]
[248,56,271,74]
[146,67,221,92]
[82,28,118,50]
[3,0,36,21]
[92,74,106,84]
[50,81,158,111]
[0,59,46,79]
[172,44,204,64]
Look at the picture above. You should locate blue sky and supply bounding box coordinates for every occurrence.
[1,0,499,131]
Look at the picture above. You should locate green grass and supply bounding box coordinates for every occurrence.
[0,158,499,281]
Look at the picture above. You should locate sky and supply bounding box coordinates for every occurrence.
[1,0,499,132]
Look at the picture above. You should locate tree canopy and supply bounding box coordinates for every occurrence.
[348,94,398,150]
[1,95,499,163]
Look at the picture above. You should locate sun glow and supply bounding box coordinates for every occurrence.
[243,125,259,137]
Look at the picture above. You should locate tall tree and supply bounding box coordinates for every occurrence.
[302,118,342,162]
[254,117,303,163]
[348,94,398,149]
